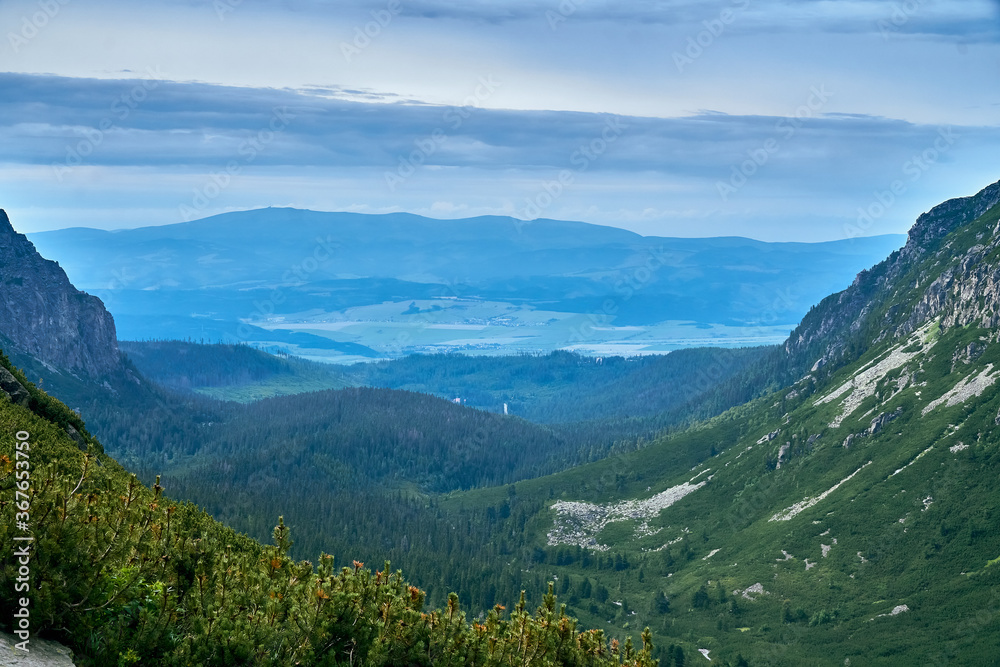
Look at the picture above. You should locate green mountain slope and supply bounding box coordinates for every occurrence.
[59,181,1000,664]
[423,181,1000,665]
[118,340,352,400]
[0,351,659,666]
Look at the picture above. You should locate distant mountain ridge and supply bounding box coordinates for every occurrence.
[0,209,119,376]
[28,209,905,357]
[30,209,904,289]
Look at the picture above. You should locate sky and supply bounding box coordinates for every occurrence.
[0,0,998,240]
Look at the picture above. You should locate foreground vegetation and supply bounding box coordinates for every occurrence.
[0,351,658,665]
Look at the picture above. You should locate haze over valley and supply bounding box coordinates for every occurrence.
[30,209,904,362]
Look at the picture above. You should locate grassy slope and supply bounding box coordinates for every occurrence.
[435,202,1000,665]
[441,323,1000,665]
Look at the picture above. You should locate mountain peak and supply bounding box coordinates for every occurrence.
[787,178,1000,375]
[0,209,120,375]
[903,179,1000,257]
[0,208,16,235]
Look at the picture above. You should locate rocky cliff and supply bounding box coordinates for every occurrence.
[0,210,119,376]
[0,631,76,666]
[786,179,1000,375]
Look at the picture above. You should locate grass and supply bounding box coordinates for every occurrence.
[440,316,1000,664]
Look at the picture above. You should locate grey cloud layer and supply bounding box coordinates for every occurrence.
[167,0,1000,38]
[3,72,993,193]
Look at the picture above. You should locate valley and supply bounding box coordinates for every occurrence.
[2,180,1000,665]
[3,3,997,664]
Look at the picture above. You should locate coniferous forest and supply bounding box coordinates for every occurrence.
[6,183,1000,664]
[0,350,660,666]
[3,0,999,662]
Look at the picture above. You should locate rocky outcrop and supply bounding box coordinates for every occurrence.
[776,442,790,468]
[905,243,1000,333]
[901,180,1000,258]
[0,365,31,407]
[0,210,118,376]
[868,407,903,436]
[0,631,76,666]
[786,179,1000,376]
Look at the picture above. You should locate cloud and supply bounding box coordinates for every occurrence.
[2,72,995,181]
[187,0,1000,39]
[2,71,996,241]
[2,0,997,241]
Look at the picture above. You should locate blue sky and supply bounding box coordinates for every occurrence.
[1,0,998,240]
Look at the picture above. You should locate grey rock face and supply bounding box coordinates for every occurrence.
[786,179,1000,375]
[0,210,118,376]
[0,366,30,407]
[0,632,76,666]
[868,407,903,437]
